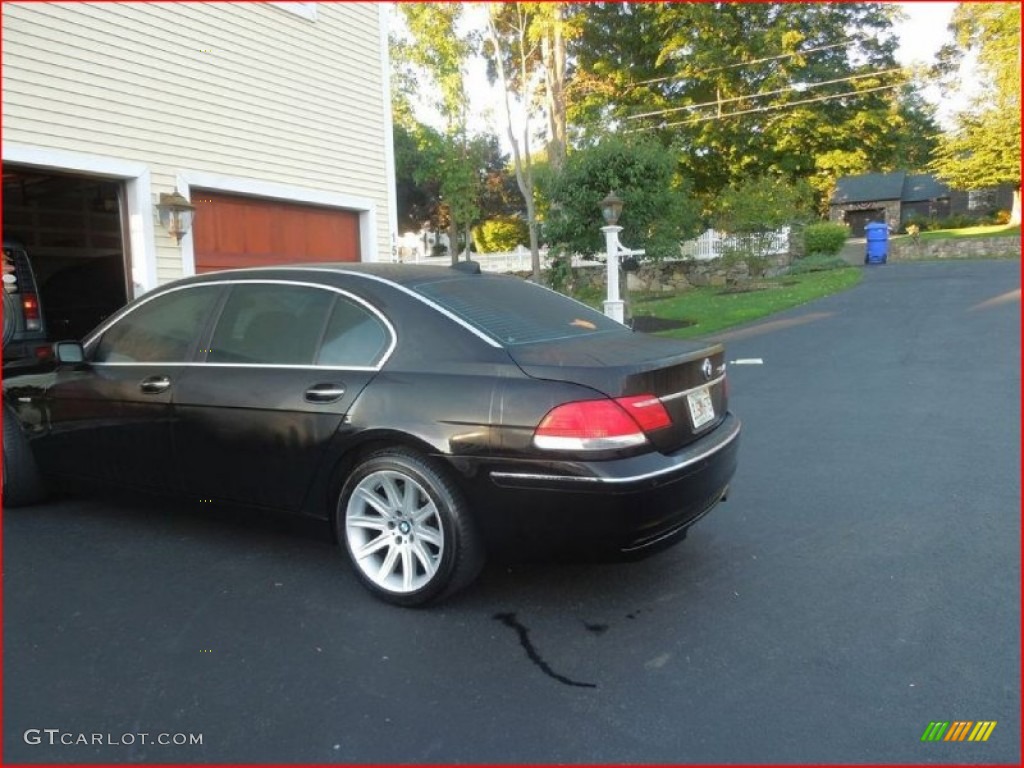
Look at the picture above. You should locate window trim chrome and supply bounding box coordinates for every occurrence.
[83,279,397,372]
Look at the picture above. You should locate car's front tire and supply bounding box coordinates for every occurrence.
[337,448,484,606]
[3,408,43,507]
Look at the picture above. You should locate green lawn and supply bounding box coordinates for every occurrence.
[629,267,863,339]
[909,224,1021,241]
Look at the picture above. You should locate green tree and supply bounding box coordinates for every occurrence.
[393,121,437,234]
[483,3,543,279]
[569,3,938,211]
[473,216,529,253]
[393,3,480,262]
[394,119,515,257]
[543,135,699,261]
[712,175,813,274]
[482,3,583,279]
[712,175,813,234]
[931,3,1021,224]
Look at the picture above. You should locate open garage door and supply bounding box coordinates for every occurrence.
[2,168,129,344]
[192,191,360,272]
[845,209,885,238]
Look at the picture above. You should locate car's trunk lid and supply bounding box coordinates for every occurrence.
[508,331,728,453]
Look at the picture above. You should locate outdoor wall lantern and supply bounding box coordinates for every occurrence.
[598,191,624,226]
[598,191,642,324]
[156,191,196,243]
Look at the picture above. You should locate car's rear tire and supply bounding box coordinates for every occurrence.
[337,448,484,606]
[3,408,43,507]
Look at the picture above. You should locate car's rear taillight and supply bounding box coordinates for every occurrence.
[533,395,672,451]
[22,294,40,331]
[615,394,673,432]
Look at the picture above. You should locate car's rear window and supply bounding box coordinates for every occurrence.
[411,274,629,346]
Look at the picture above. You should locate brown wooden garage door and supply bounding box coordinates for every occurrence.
[192,190,360,272]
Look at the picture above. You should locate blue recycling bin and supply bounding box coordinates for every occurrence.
[864,221,889,265]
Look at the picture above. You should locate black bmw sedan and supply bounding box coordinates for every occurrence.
[2,263,740,605]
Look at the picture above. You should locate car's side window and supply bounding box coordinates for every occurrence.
[316,296,390,368]
[207,283,333,366]
[93,286,220,363]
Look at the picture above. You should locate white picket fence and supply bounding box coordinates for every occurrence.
[400,227,791,272]
[679,227,791,261]
[403,245,597,273]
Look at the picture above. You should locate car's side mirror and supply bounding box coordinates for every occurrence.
[53,341,85,365]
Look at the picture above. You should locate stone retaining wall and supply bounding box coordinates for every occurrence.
[543,250,793,295]
[888,235,1021,261]
[526,234,1019,295]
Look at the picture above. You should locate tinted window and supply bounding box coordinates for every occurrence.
[317,297,389,367]
[208,283,333,365]
[93,286,219,363]
[411,275,628,345]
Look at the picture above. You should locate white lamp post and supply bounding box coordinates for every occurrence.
[599,191,645,325]
[598,192,625,323]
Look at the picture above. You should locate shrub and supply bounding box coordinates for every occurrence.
[712,175,813,234]
[472,216,528,253]
[901,215,932,233]
[802,222,848,256]
[544,134,700,261]
[545,254,574,293]
[937,214,980,230]
[788,254,850,274]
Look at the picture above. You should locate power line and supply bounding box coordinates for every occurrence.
[625,82,910,133]
[627,38,863,89]
[624,67,906,121]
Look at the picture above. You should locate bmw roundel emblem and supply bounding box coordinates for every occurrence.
[701,358,714,380]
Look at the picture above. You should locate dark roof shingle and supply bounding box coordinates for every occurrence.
[831,171,953,205]
[831,172,906,204]
[902,174,950,202]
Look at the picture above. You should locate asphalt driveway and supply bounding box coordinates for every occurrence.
[4,258,1020,764]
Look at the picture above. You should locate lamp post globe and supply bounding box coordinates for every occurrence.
[598,191,624,226]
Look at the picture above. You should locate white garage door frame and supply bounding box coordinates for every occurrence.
[174,170,379,276]
[1,142,158,296]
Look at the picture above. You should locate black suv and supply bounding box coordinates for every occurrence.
[2,242,49,368]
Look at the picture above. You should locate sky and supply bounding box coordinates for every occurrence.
[891,1,978,125]
[892,1,955,66]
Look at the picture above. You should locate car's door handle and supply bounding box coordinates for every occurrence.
[139,376,171,395]
[304,383,346,403]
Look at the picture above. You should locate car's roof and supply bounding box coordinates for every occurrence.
[191,262,487,288]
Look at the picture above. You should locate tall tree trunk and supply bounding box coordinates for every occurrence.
[543,4,567,172]
[1011,188,1021,226]
[487,6,542,282]
[448,218,459,265]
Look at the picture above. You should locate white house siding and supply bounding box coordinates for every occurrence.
[2,2,396,287]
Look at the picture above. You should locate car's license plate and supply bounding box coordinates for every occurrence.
[687,387,715,429]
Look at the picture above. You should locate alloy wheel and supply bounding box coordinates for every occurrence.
[345,469,445,594]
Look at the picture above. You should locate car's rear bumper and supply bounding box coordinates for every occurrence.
[456,413,740,554]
